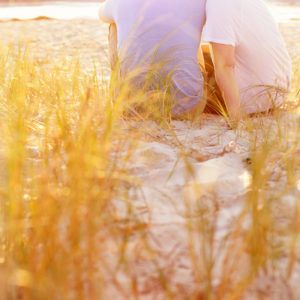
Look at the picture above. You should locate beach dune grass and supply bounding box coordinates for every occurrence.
[0,43,300,300]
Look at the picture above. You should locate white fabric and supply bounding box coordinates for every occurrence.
[202,0,292,114]
[101,0,206,116]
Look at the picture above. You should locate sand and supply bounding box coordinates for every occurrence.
[0,6,300,300]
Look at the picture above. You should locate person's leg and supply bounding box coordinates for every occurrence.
[200,43,227,115]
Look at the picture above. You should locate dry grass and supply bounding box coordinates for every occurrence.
[0,41,300,300]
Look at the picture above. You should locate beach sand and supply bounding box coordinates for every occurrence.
[0,7,300,300]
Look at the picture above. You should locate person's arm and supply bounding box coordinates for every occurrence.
[99,2,114,23]
[198,43,211,72]
[210,43,242,124]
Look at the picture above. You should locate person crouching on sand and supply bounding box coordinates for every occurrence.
[99,0,207,119]
[99,0,292,125]
[202,0,292,123]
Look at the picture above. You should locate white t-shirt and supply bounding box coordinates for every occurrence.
[202,0,292,114]
[101,0,206,116]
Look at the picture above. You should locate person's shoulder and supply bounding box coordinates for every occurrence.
[206,0,242,17]
[207,0,239,9]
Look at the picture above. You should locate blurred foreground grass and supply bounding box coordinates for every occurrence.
[0,44,300,300]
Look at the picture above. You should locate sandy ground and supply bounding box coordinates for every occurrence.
[0,7,300,300]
